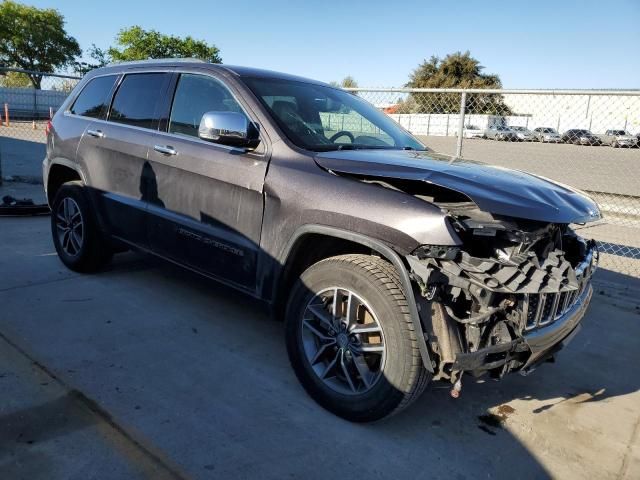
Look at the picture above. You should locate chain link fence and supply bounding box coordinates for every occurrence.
[0,67,81,184]
[1,67,639,278]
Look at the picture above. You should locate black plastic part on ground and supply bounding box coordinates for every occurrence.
[0,195,50,216]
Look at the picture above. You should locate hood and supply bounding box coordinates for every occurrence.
[314,149,601,224]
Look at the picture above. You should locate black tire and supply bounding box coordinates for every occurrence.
[285,254,431,422]
[51,181,112,272]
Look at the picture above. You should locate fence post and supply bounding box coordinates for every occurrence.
[455,92,467,158]
[4,103,9,126]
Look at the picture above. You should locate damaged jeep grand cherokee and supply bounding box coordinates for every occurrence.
[44,60,600,422]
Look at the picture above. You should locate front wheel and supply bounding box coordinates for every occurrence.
[51,181,112,272]
[285,254,431,422]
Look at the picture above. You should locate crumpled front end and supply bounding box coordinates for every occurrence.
[407,206,598,383]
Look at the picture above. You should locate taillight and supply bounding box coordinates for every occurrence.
[45,120,52,136]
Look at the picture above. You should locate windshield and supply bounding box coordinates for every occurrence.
[242,77,425,152]
[611,130,627,135]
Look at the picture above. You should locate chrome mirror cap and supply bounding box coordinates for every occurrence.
[198,111,255,146]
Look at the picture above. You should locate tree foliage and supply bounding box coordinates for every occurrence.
[400,51,511,114]
[330,76,359,89]
[0,1,80,88]
[0,70,32,88]
[107,26,221,63]
[73,44,110,75]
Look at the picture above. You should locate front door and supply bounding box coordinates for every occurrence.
[146,72,268,292]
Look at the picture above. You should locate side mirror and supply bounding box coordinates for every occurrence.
[198,111,260,148]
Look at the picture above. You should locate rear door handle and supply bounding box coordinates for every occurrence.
[154,145,177,156]
[86,129,104,138]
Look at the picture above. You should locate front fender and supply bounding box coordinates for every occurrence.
[279,224,434,373]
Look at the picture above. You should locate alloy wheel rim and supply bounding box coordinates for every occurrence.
[55,197,84,257]
[301,287,386,395]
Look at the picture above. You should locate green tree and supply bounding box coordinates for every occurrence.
[73,44,110,75]
[329,76,359,88]
[0,1,81,88]
[0,70,32,88]
[107,26,221,63]
[340,76,358,88]
[401,51,510,114]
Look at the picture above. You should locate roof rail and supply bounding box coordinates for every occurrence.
[106,58,208,67]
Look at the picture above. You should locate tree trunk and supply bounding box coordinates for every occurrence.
[28,74,42,90]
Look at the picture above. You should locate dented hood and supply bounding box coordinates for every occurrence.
[314,149,601,224]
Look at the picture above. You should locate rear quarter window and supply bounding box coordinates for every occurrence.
[109,73,170,129]
[69,75,118,119]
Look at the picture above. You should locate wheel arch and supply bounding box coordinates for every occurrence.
[46,160,85,206]
[273,225,434,372]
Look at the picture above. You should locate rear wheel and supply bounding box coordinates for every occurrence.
[51,181,112,272]
[285,254,430,422]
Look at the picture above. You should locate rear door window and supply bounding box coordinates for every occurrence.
[70,75,118,119]
[109,73,170,129]
[168,73,245,138]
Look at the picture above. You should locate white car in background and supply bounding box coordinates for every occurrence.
[460,124,486,138]
[510,126,536,141]
[601,130,638,148]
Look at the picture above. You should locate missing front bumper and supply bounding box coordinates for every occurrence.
[451,285,593,376]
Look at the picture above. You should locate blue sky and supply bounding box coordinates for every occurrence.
[27,0,640,88]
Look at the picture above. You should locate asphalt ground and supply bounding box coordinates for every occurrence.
[1,213,639,479]
[419,135,640,197]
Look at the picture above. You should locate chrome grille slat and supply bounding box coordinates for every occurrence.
[555,291,569,319]
[538,293,558,326]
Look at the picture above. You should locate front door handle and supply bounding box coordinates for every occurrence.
[86,129,104,138]
[154,145,177,156]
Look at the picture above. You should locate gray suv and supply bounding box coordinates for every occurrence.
[44,59,600,422]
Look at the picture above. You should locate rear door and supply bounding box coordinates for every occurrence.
[145,71,269,291]
[57,74,119,179]
[76,71,172,247]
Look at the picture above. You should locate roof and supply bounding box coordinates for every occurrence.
[93,59,328,86]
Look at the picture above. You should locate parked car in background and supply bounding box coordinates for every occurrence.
[459,124,485,139]
[600,129,638,148]
[485,125,519,141]
[532,127,562,143]
[561,129,603,146]
[510,126,536,141]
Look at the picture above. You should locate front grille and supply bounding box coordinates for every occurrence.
[522,244,595,331]
[523,286,588,331]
